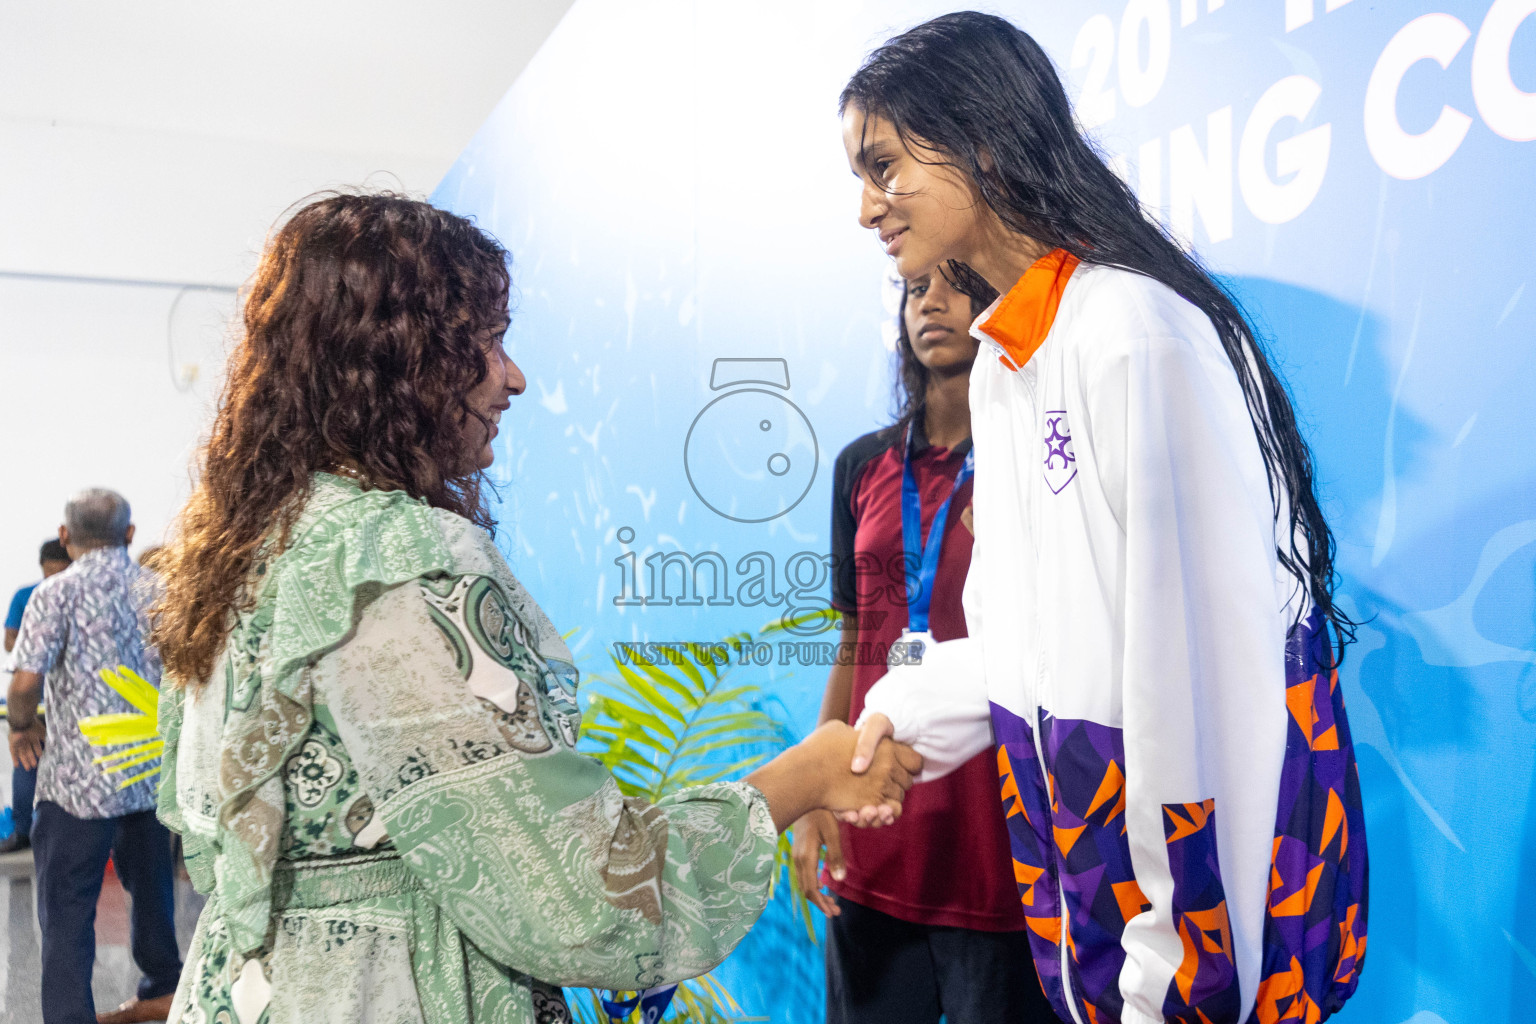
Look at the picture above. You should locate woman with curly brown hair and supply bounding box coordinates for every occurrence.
[151,193,920,1024]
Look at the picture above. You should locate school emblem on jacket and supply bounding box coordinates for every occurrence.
[1043,410,1077,494]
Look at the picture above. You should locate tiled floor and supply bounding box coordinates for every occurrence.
[0,849,204,1024]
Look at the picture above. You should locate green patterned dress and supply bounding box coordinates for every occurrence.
[158,474,778,1024]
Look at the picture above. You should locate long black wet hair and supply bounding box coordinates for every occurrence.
[891,274,997,442]
[843,11,1353,659]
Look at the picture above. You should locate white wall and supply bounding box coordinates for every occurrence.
[0,275,234,593]
[0,0,574,599]
[0,121,443,287]
[0,0,577,287]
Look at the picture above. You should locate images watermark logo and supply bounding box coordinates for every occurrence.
[683,358,819,523]
[609,637,926,669]
[629,358,928,665]
[610,530,931,664]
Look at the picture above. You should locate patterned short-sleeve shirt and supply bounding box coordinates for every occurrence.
[11,545,161,819]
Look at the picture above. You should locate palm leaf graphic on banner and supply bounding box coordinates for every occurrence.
[573,611,833,1024]
[78,665,163,789]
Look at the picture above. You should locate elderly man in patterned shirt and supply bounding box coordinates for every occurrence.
[8,489,182,1024]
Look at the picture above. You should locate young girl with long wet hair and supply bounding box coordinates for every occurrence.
[792,271,1055,1023]
[839,13,1367,1024]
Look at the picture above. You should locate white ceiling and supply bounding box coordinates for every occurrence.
[0,0,576,285]
[0,0,575,165]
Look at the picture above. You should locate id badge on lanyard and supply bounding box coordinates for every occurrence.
[888,423,973,668]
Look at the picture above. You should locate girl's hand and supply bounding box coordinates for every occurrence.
[747,720,922,831]
[839,712,903,827]
[790,809,845,917]
[803,720,922,825]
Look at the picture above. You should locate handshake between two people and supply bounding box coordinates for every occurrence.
[745,720,925,835]
[789,635,998,917]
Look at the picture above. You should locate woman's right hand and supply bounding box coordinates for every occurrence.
[747,720,922,831]
[791,809,845,917]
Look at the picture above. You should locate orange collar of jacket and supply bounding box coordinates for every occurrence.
[974,248,1080,371]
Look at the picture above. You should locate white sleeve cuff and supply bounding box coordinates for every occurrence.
[855,637,993,782]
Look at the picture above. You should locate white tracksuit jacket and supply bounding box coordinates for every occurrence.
[862,251,1367,1024]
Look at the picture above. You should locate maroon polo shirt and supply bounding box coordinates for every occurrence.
[826,425,1025,932]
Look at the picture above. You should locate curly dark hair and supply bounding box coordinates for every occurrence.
[153,193,511,686]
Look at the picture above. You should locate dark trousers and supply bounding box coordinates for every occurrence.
[32,801,182,1024]
[12,764,36,838]
[827,894,1059,1024]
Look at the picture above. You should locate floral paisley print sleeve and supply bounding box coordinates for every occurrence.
[160,474,777,1024]
[324,575,779,987]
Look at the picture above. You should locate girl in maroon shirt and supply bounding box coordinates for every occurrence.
[793,271,1054,1023]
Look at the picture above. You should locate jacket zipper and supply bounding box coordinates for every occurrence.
[1030,700,1085,1024]
[991,331,1086,1024]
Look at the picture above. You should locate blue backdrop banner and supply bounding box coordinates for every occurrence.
[434,2,1536,1021]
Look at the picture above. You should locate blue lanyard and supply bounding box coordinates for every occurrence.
[603,985,677,1024]
[900,422,974,635]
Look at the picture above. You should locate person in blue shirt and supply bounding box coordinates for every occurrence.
[2,538,71,853]
[4,540,72,653]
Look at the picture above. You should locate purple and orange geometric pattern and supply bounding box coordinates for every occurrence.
[1042,713,1145,1024]
[993,706,1148,1023]
[1161,798,1240,1022]
[1252,610,1368,1024]
[993,707,1073,1023]
[989,610,1367,1024]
